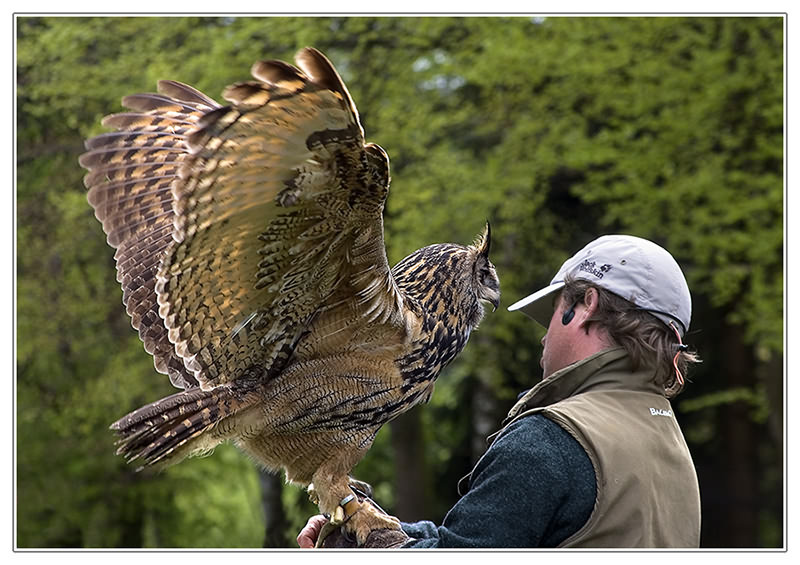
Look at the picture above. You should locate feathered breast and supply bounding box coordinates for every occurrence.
[391,243,482,392]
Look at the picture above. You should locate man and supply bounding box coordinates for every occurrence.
[298,234,701,548]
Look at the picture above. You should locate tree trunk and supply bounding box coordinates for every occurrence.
[471,372,500,464]
[390,409,428,521]
[259,469,289,548]
[759,352,784,547]
[708,320,759,547]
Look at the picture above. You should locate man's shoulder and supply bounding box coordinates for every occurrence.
[494,412,587,462]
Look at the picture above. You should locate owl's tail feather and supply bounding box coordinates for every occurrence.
[110,386,252,470]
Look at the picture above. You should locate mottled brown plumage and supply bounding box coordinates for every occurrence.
[79,47,500,544]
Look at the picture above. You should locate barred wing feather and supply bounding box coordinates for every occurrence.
[154,48,405,390]
[79,80,220,389]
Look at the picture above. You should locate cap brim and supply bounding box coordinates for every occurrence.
[507,281,566,328]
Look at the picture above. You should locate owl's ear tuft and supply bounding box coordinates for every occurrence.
[473,222,491,259]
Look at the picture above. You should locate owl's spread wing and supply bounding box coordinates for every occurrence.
[84,48,405,391]
[80,80,220,389]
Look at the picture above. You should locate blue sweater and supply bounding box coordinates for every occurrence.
[400,414,596,548]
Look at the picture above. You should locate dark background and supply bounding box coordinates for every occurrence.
[16,15,784,548]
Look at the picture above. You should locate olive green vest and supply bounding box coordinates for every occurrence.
[501,348,701,548]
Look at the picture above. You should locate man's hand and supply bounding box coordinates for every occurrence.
[297,514,328,548]
[296,512,411,548]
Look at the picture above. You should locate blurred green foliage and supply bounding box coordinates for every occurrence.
[16,15,783,548]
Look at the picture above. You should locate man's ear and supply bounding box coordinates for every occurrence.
[579,287,601,328]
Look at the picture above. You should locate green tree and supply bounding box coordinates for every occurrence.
[16,15,783,548]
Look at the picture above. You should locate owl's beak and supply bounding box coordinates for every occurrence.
[482,294,500,313]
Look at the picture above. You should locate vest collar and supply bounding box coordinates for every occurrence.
[504,347,664,425]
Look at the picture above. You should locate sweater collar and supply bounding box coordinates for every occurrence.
[504,347,664,424]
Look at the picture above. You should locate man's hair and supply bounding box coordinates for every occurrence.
[561,275,699,398]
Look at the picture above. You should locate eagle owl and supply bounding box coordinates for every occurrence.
[79,47,500,545]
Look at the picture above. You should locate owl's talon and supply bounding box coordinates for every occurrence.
[307,483,319,505]
[331,505,345,525]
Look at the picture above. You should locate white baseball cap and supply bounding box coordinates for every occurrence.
[508,235,691,336]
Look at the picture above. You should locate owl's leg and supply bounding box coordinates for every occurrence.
[307,477,372,505]
[311,471,401,547]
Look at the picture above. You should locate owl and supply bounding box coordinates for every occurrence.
[79,47,500,545]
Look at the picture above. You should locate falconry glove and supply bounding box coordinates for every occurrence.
[318,489,410,548]
[321,526,410,549]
